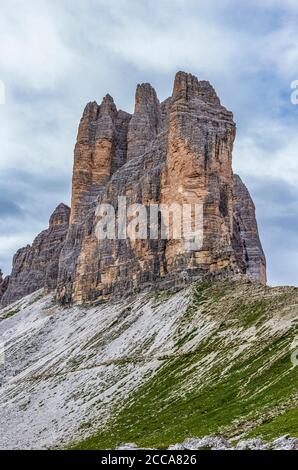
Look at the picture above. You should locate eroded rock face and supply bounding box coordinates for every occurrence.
[160,72,237,275]
[2,71,266,306]
[127,83,162,161]
[70,96,131,224]
[0,270,9,301]
[56,71,266,305]
[1,204,70,306]
[232,175,266,284]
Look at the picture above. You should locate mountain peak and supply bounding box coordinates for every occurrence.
[1,71,266,307]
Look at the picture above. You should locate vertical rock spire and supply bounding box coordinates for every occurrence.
[70,101,101,224]
[232,174,267,284]
[161,71,236,273]
[171,71,200,103]
[127,83,162,160]
[71,95,116,224]
[1,71,267,307]
[70,95,131,224]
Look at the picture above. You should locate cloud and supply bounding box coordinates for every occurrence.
[0,0,75,90]
[234,121,298,186]
[0,199,23,217]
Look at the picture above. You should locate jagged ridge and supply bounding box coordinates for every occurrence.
[0,71,266,307]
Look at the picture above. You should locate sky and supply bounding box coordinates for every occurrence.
[0,0,297,286]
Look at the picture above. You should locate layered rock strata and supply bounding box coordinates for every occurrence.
[1,71,266,306]
[0,270,9,301]
[232,175,266,283]
[56,71,266,305]
[1,203,70,306]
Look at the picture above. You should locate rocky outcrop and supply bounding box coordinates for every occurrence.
[232,175,266,284]
[118,436,298,450]
[1,204,70,306]
[160,72,236,276]
[56,71,266,305]
[2,71,266,306]
[0,270,9,301]
[127,83,162,160]
[70,96,131,224]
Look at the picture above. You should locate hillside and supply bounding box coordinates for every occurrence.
[0,280,297,449]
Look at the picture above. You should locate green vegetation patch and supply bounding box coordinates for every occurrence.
[70,335,297,449]
[246,406,298,441]
[223,298,272,329]
[0,307,21,321]
[67,282,298,450]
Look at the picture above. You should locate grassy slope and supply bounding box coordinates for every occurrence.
[69,281,298,449]
[246,406,298,440]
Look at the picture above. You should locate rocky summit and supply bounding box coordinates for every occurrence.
[0,71,266,307]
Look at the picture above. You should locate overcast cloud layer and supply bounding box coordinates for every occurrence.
[0,0,297,286]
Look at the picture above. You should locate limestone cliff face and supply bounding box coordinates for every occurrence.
[127,83,162,161]
[1,204,70,306]
[56,71,266,305]
[70,96,131,224]
[232,175,266,284]
[161,72,236,274]
[0,270,9,301]
[2,71,266,306]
